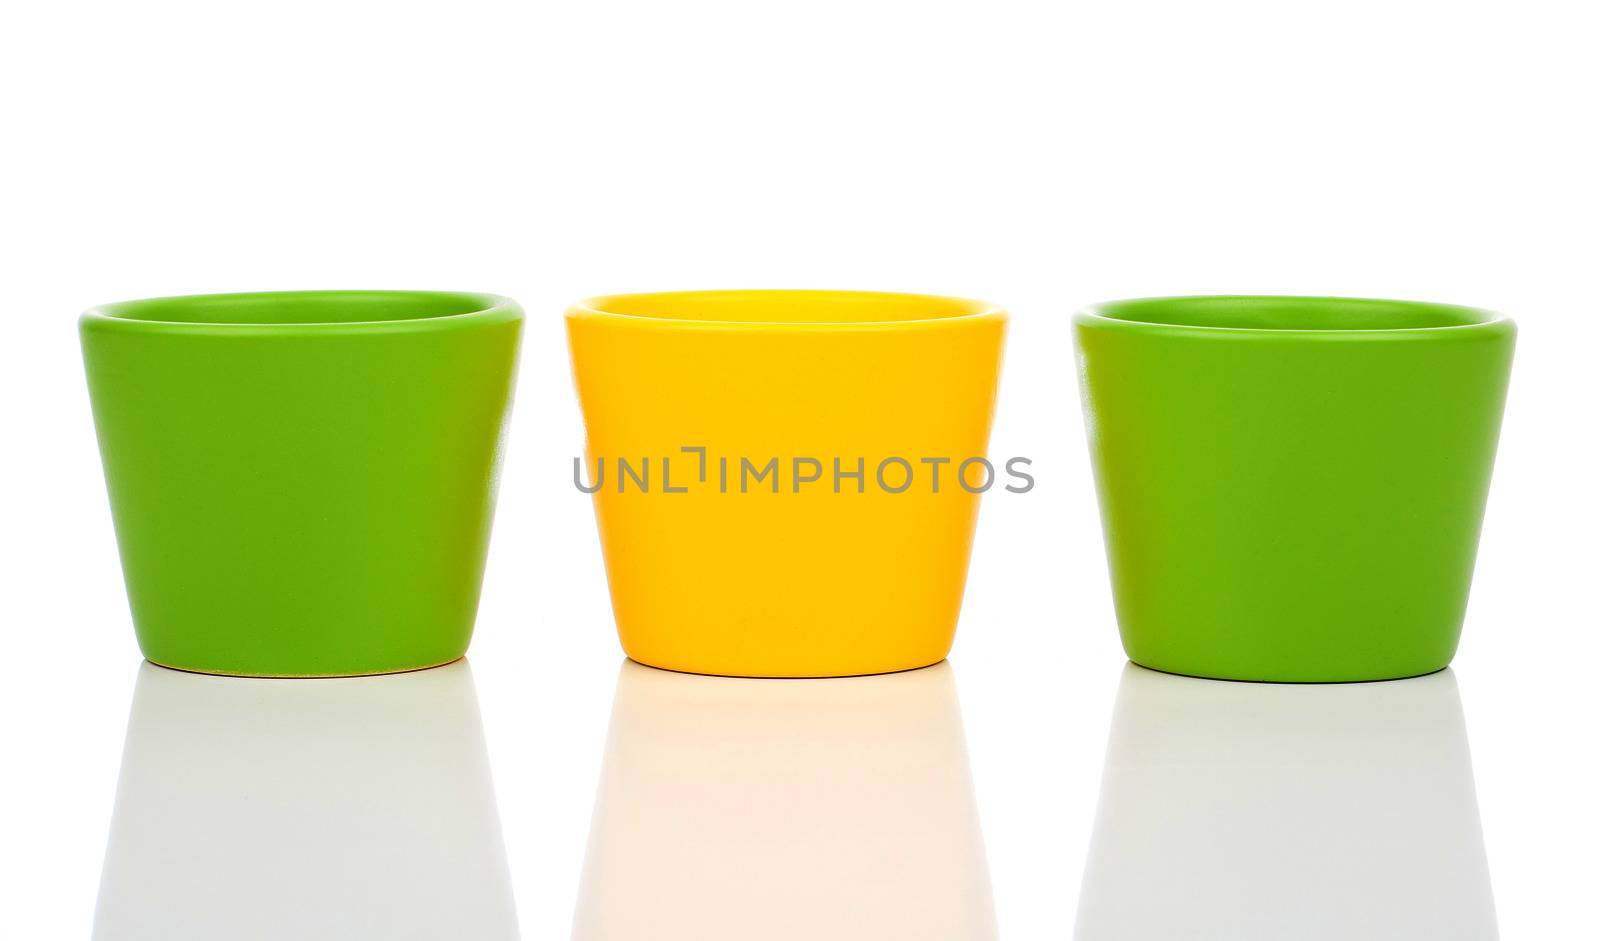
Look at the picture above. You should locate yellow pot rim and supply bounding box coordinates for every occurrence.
[567,289,1006,330]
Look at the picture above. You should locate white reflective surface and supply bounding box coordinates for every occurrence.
[573,661,997,941]
[92,661,518,941]
[1076,665,1496,940]
[79,655,1508,940]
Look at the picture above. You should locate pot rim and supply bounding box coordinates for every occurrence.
[81,289,521,336]
[567,289,1006,330]
[1075,295,1513,341]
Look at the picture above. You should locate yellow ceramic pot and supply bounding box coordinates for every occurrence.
[566,290,1007,677]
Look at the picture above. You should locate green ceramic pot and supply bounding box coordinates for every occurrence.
[1075,296,1515,682]
[81,291,522,676]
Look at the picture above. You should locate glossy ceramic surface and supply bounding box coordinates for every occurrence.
[567,290,1006,677]
[1075,296,1515,681]
[81,290,522,676]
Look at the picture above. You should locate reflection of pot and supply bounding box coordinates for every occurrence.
[573,661,997,940]
[93,661,518,940]
[1076,665,1497,940]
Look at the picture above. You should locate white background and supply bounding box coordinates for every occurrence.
[3,1,1597,937]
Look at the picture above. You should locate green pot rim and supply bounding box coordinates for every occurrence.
[1075,295,1514,343]
[82,289,522,338]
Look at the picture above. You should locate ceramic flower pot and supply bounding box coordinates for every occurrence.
[1074,296,1514,682]
[566,290,1007,677]
[81,290,522,676]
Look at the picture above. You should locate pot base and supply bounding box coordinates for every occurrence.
[623,653,952,680]
[143,654,466,680]
[1127,655,1453,685]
